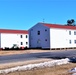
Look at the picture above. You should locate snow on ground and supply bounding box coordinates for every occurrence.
[72,73,76,75]
[0,58,69,74]
[69,67,76,75]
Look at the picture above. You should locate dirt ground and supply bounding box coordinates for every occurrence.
[1,63,76,75]
[0,49,70,56]
[0,49,51,56]
[0,59,52,70]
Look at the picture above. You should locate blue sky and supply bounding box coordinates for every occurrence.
[0,0,76,30]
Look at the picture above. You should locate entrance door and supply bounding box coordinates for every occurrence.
[37,39,41,48]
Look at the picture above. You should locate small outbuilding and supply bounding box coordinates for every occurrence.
[29,22,76,49]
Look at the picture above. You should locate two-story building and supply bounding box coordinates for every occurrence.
[0,29,29,49]
[29,22,76,49]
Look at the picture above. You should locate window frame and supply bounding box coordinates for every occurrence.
[69,40,72,44]
[21,42,23,45]
[69,31,71,35]
[26,42,28,45]
[45,39,47,41]
[74,40,76,44]
[45,29,47,31]
[74,31,76,35]
[26,35,28,38]
[20,35,23,38]
[38,31,40,35]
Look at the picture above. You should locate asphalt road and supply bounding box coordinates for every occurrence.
[0,50,76,64]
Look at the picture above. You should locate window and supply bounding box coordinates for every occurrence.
[20,35,23,38]
[74,31,76,35]
[74,40,76,44]
[69,31,71,35]
[26,42,28,45]
[45,29,47,31]
[21,42,23,45]
[38,31,40,35]
[26,35,28,38]
[45,39,47,41]
[69,40,71,44]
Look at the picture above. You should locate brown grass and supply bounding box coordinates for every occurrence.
[0,50,51,56]
[0,49,75,56]
[0,63,76,75]
[0,59,52,70]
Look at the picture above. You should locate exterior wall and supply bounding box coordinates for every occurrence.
[17,34,29,48]
[1,33,29,48]
[50,28,76,48]
[29,23,50,49]
[67,29,76,48]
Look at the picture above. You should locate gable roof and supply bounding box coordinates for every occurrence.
[0,29,28,34]
[40,23,76,30]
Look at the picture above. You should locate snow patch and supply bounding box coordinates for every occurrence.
[0,58,69,74]
[72,73,76,75]
[69,67,76,75]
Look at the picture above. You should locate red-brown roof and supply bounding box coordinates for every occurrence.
[42,23,76,30]
[0,29,28,34]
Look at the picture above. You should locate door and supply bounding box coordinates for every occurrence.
[37,39,41,48]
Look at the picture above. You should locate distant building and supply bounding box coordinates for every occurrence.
[0,29,29,49]
[29,22,76,49]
